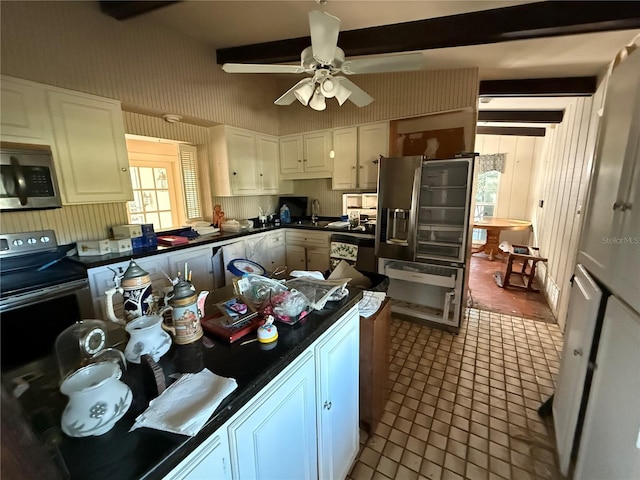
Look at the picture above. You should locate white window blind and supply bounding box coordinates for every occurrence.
[179,144,202,220]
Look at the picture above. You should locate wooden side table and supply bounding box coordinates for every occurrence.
[359,297,391,435]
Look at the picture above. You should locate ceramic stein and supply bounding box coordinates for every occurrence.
[105,260,154,326]
[124,315,172,364]
[162,280,209,345]
[60,362,132,437]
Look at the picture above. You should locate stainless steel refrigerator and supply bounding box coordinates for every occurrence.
[375,154,475,329]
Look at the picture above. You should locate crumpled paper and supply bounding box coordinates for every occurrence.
[358,291,386,318]
[130,368,238,436]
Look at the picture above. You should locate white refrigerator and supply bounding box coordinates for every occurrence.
[552,45,640,478]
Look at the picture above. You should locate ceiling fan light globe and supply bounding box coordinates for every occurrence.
[294,82,315,106]
[309,91,326,111]
[334,84,352,106]
[320,78,337,98]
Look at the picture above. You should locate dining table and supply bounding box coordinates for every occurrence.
[472,217,532,260]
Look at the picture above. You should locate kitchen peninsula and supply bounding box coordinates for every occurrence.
[10,285,363,480]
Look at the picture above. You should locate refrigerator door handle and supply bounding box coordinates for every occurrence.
[408,164,422,259]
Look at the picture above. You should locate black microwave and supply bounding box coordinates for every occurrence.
[0,145,62,211]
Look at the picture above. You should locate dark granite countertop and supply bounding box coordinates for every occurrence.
[9,286,364,480]
[74,221,374,269]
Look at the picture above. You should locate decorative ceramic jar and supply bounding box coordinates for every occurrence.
[60,362,132,437]
[105,260,154,326]
[162,280,209,345]
[124,315,172,364]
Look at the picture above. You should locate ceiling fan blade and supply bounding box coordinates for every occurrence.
[309,10,340,65]
[274,79,313,105]
[341,53,426,75]
[222,63,305,74]
[335,77,374,107]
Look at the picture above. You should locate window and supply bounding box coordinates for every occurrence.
[473,171,500,242]
[126,138,202,231]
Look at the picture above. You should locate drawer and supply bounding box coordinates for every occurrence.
[286,230,330,247]
[384,261,457,288]
[268,232,286,247]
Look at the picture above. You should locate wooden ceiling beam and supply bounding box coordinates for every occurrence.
[478,110,565,123]
[477,126,546,137]
[479,77,598,96]
[216,1,640,65]
[99,1,180,21]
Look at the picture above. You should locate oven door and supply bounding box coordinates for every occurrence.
[0,279,93,372]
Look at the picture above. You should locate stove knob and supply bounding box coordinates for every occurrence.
[40,236,50,243]
[12,239,23,246]
[27,237,37,245]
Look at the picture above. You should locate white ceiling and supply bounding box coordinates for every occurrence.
[138,1,639,120]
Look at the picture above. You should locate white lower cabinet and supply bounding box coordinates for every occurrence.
[164,430,232,480]
[285,230,331,273]
[167,245,215,293]
[228,350,318,480]
[164,304,360,480]
[316,305,360,480]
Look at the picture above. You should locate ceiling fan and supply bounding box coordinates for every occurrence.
[221,9,426,110]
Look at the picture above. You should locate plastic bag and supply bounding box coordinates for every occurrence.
[238,274,288,306]
[260,289,310,325]
[284,278,350,310]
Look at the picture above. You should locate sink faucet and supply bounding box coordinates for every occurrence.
[311,198,320,225]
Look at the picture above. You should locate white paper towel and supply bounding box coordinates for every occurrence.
[130,369,238,436]
[358,291,386,318]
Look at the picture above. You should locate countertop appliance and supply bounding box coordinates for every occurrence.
[375,154,475,329]
[551,46,639,479]
[0,145,62,211]
[0,230,93,372]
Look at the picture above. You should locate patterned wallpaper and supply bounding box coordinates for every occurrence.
[0,0,479,240]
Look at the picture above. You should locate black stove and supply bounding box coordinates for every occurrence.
[0,230,94,372]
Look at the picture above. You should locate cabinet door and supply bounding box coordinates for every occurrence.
[167,246,214,292]
[0,76,53,144]
[280,135,304,174]
[267,231,287,273]
[256,133,279,194]
[245,234,269,270]
[578,49,639,287]
[304,130,332,173]
[610,120,640,312]
[229,351,318,480]
[316,306,360,480]
[286,244,307,271]
[358,122,388,189]
[574,296,640,480]
[227,127,259,194]
[221,240,246,286]
[46,89,132,204]
[165,432,231,480]
[306,247,330,273]
[552,265,602,476]
[332,127,358,190]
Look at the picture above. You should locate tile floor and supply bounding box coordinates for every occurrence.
[347,308,565,480]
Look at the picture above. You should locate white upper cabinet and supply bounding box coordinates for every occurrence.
[280,130,332,179]
[1,76,133,205]
[46,89,133,204]
[0,75,53,145]
[209,125,284,196]
[331,127,358,190]
[332,122,389,190]
[358,122,389,189]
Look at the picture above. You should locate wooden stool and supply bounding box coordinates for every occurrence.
[493,244,547,291]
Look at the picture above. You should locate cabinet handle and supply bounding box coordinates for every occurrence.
[573,348,583,357]
[323,401,332,410]
[359,166,363,169]
[121,167,127,172]
[233,172,237,176]
[613,201,623,210]
[373,158,380,165]
[303,159,307,162]
[620,202,632,211]
[259,173,263,177]
[298,159,302,163]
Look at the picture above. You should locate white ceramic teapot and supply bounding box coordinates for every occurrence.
[60,362,132,437]
[124,315,172,364]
